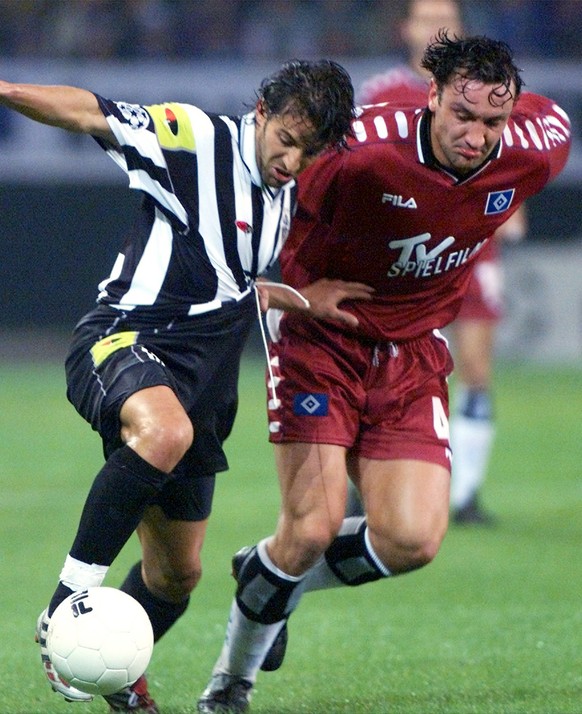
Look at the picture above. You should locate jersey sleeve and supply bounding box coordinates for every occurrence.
[505,92,571,183]
[94,94,189,230]
[358,67,427,106]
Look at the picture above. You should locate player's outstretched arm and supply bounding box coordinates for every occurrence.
[301,278,375,328]
[0,80,113,141]
[256,278,374,327]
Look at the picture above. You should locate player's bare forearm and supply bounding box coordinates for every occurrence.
[0,81,114,141]
[256,280,311,313]
[256,278,374,327]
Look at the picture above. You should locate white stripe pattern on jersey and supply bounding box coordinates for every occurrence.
[104,108,189,230]
[189,106,243,299]
[116,206,173,307]
[96,98,295,314]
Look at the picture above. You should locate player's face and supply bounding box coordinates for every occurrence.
[255,103,322,188]
[428,76,515,174]
[403,0,462,62]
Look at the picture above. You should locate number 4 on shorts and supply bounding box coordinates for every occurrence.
[432,396,450,440]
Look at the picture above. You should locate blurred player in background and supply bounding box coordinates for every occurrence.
[358,0,528,525]
[198,32,570,713]
[0,60,359,713]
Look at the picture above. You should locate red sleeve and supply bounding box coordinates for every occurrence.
[358,67,428,106]
[508,92,571,182]
[364,81,426,106]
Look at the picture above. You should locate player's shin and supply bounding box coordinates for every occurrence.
[48,446,171,616]
[120,561,189,642]
[213,540,305,682]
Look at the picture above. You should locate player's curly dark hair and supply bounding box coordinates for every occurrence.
[421,30,523,106]
[257,59,356,151]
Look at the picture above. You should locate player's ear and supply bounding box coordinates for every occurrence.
[256,99,267,119]
[427,79,439,111]
[255,99,268,130]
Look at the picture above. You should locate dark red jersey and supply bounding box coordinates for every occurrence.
[359,65,427,106]
[283,93,571,341]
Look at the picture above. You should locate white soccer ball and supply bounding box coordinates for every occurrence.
[46,587,154,696]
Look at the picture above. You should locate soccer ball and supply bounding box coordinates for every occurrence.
[46,587,154,696]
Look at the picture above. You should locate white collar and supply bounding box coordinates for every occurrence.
[240,111,263,188]
[239,111,294,198]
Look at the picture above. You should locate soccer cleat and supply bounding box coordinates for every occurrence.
[35,609,94,703]
[103,674,159,712]
[231,547,288,672]
[260,621,288,672]
[453,495,497,526]
[197,673,253,714]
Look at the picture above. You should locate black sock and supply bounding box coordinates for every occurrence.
[69,445,169,567]
[235,546,303,624]
[324,518,387,585]
[120,562,189,642]
[47,582,74,617]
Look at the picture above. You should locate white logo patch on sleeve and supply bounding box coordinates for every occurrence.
[116,102,150,130]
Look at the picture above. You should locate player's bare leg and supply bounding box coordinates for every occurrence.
[105,510,208,712]
[301,456,450,590]
[38,386,194,705]
[199,451,450,711]
[198,443,348,712]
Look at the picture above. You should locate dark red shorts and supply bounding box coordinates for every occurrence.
[267,316,454,471]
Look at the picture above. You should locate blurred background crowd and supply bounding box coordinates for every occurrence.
[0,0,580,62]
[0,0,580,357]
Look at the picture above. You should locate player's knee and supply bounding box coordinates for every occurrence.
[372,528,443,574]
[132,417,194,472]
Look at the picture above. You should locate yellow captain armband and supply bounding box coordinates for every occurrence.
[90,331,139,368]
[146,103,196,151]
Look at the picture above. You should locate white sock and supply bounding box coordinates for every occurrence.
[450,414,494,509]
[59,554,109,590]
[213,540,303,682]
[212,601,285,682]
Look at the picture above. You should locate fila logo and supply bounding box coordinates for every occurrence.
[69,590,93,618]
[382,193,417,209]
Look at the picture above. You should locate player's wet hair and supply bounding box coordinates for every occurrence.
[421,30,523,106]
[256,59,356,152]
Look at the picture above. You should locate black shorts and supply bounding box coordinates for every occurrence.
[65,298,256,520]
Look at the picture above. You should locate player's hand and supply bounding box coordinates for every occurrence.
[255,280,311,312]
[301,278,374,328]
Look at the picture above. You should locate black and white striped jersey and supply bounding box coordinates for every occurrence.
[93,96,296,316]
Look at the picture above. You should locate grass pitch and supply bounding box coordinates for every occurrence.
[1,355,581,713]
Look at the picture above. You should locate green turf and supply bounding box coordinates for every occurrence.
[1,356,581,713]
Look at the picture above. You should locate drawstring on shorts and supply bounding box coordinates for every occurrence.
[253,281,310,410]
